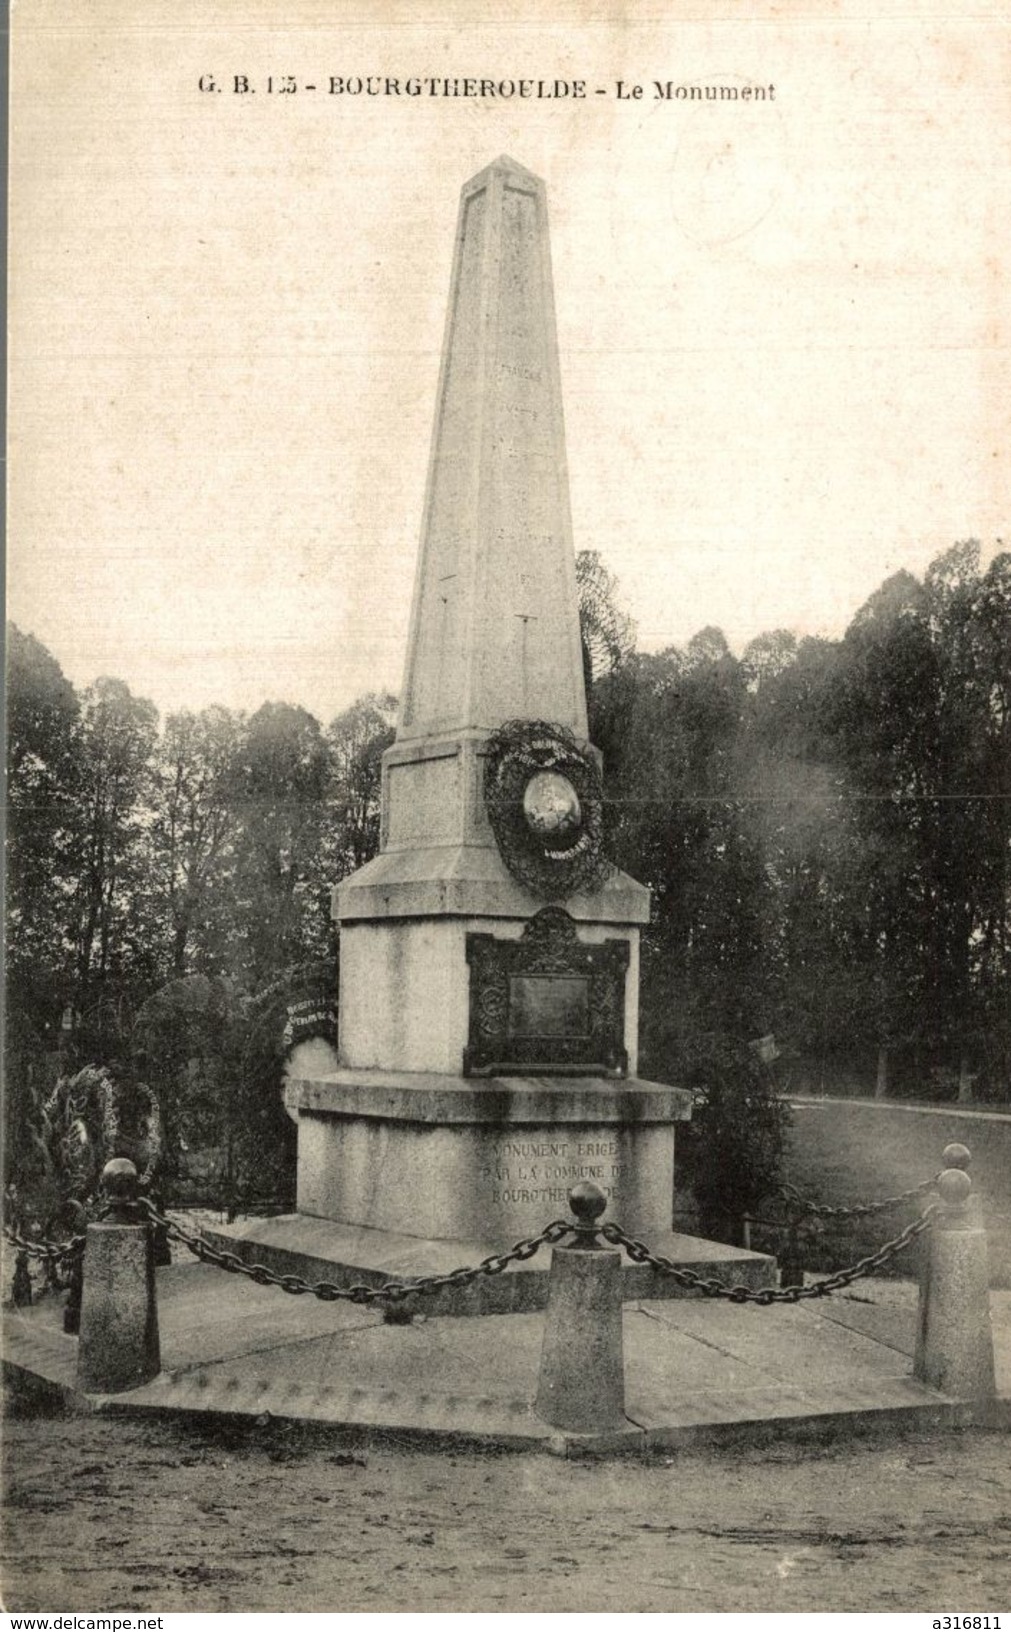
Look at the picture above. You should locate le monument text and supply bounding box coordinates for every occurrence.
[199,74,777,103]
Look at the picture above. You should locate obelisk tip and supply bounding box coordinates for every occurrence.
[402,155,584,742]
[463,154,542,192]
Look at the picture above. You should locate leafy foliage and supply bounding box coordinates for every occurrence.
[5,626,84,1178]
[325,693,397,878]
[71,677,160,1057]
[150,705,244,978]
[675,1036,790,1243]
[591,541,1009,1106]
[129,969,312,1202]
[576,550,636,690]
[229,702,333,988]
[4,640,394,1198]
[10,1064,163,1236]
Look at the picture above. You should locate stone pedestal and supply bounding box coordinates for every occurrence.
[915,1192,996,1399]
[77,1221,160,1394]
[288,1070,692,1246]
[535,1244,627,1432]
[337,910,643,1078]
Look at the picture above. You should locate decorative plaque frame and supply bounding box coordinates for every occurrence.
[463,906,629,1077]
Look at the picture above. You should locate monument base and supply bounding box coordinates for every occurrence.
[260,1071,777,1318]
[201,1213,777,1318]
[285,1069,693,1244]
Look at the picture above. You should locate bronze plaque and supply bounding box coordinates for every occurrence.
[508,974,589,1039]
[464,906,628,1076]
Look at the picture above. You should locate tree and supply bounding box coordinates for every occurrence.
[803,543,1011,1097]
[5,627,82,1022]
[6,624,81,805]
[130,973,247,1188]
[325,692,397,878]
[684,625,731,670]
[5,627,83,1180]
[921,543,1011,1093]
[69,678,159,1057]
[593,629,790,1236]
[968,550,1011,1094]
[741,628,798,692]
[593,635,771,1073]
[738,635,874,1079]
[229,702,332,987]
[829,579,945,1086]
[150,705,245,978]
[576,549,636,695]
[130,960,336,1204]
[676,1034,789,1244]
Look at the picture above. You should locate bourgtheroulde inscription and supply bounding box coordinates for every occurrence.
[479,1136,621,1206]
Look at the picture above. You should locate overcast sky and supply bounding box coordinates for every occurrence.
[9,0,1009,725]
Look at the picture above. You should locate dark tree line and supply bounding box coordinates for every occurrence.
[4,643,396,1189]
[5,538,1009,1204]
[592,540,1010,1103]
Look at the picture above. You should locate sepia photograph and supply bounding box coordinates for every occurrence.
[4,0,1010,1618]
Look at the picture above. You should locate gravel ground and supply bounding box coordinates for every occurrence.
[2,1400,1009,1614]
[3,1230,1008,1614]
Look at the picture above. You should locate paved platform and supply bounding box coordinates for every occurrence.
[4,1259,1009,1455]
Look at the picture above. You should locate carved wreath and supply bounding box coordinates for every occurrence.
[483,718,610,900]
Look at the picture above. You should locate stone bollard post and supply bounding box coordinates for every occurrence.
[76,1158,161,1394]
[535,1182,626,1434]
[914,1143,996,1399]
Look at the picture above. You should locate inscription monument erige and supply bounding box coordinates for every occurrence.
[480,1136,621,1206]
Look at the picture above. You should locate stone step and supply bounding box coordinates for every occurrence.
[200,1213,776,1318]
[7,1277,1007,1458]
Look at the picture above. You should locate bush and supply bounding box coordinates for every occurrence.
[674,1033,790,1245]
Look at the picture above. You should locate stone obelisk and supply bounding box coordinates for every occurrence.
[398,154,587,744]
[337,157,649,1067]
[287,157,692,1251]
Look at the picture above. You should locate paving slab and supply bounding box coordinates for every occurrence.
[152,1262,381,1373]
[632,1297,919,1384]
[804,1280,1011,1397]
[124,1363,561,1448]
[810,1292,917,1356]
[3,1310,79,1395]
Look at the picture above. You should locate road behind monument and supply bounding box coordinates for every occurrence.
[3,1405,1009,1613]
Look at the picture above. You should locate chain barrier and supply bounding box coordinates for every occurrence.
[600,1207,936,1304]
[774,1174,939,1221]
[137,1196,573,1305]
[137,1192,935,1310]
[3,1225,86,1265]
[4,1224,87,1315]
[6,1163,943,1316]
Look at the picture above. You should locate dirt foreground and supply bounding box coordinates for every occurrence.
[2,1402,1009,1614]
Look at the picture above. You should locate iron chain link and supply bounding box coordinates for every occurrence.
[137,1196,572,1305]
[775,1174,939,1221]
[600,1206,937,1304]
[137,1194,936,1309]
[6,1174,941,1312]
[3,1226,86,1264]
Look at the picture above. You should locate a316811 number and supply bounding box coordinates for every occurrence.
[933,1618,1002,1628]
